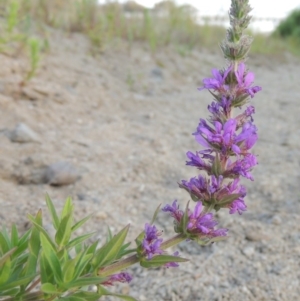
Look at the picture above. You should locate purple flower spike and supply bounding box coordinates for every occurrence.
[142,223,163,260]
[103,272,132,286]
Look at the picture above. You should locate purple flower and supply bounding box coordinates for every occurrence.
[180,175,247,214]
[198,65,232,93]
[208,97,232,122]
[229,199,247,215]
[162,200,183,222]
[235,62,262,98]
[225,154,258,180]
[186,150,213,173]
[187,202,228,237]
[142,223,163,259]
[103,272,132,286]
[163,201,228,239]
[194,118,257,156]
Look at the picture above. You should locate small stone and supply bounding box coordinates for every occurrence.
[44,161,79,186]
[245,231,264,242]
[77,193,86,201]
[242,246,255,258]
[10,123,39,143]
[271,215,282,225]
[96,211,107,220]
[150,67,163,81]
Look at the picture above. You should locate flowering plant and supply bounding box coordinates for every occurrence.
[0,1,260,300]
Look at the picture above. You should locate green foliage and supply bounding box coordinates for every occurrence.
[0,195,191,300]
[0,196,136,301]
[275,9,300,40]
[25,37,41,81]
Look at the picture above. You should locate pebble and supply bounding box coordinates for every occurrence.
[95,211,107,220]
[272,215,282,225]
[10,123,39,143]
[44,161,79,186]
[242,246,255,258]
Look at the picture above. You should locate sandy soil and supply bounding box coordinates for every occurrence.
[0,30,300,301]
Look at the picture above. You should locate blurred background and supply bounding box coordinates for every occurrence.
[0,1,300,300]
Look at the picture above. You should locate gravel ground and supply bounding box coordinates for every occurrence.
[0,31,300,301]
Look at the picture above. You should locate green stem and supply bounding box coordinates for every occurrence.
[160,234,186,249]
[98,254,139,277]
[98,234,186,277]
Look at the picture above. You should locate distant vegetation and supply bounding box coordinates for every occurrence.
[0,0,298,74]
[274,8,300,40]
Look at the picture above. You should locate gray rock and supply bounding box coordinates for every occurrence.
[10,123,39,143]
[45,161,79,186]
[150,67,163,80]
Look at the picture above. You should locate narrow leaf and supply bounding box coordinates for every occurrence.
[46,194,60,230]
[93,225,129,269]
[66,277,106,289]
[71,214,92,233]
[150,204,162,224]
[55,213,73,247]
[140,255,188,268]
[67,233,95,250]
[60,197,73,220]
[0,247,16,268]
[40,233,62,283]
[27,214,56,250]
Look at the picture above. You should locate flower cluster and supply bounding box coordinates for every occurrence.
[141,223,163,260]
[162,200,228,240]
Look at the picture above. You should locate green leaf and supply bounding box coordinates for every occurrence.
[181,201,190,235]
[55,213,73,247]
[27,214,56,250]
[73,252,93,279]
[40,233,62,283]
[25,211,42,279]
[0,276,34,291]
[71,214,92,233]
[68,291,102,301]
[13,234,30,259]
[46,194,60,230]
[0,247,16,268]
[140,255,188,268]
[0,257,11,285]
[0,227,11,253]
[66,276,106,289]
[218,194,241,205]
[63,258,76,283]
[93,225,130,269]
[40,253,53,284]
[60,197,73,220]
[212,153,222,176]
[41,282,58,294]
[85,241,98,255]
[150,204,162,224]
[0,287,19,297]
[98,286,138,301]
[67,233,95,250]
[10,224,19,247]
